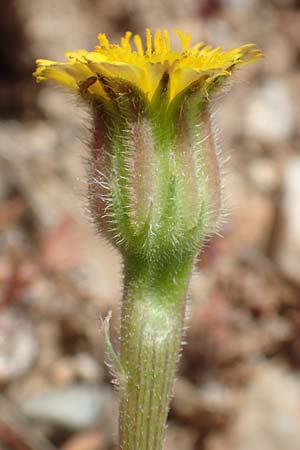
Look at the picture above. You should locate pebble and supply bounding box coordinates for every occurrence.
[226,171,276,251]
[245,79,293,142]
[50,353,104,385]
[0,308,38,384]
[0,120,58,160]
[74,353,103,383]
[276,157,300,283]
[263,35,296,76]
[207,363,300,450]
[247,158,281,195]
[20,384,115,430]
[225,0,256,10]
[172,377,236,427]
[61,430,109,450]
[37,87,85,127]
[163,423,197,450]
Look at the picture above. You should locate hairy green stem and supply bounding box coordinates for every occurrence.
[118,257,193,450]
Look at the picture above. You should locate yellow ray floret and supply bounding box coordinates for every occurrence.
[33,29,263,102]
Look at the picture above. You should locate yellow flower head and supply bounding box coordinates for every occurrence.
[33,29,263,103]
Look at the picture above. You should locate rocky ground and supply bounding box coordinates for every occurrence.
[1,0,300,449]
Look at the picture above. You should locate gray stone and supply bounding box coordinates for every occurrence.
[21,384,114,430]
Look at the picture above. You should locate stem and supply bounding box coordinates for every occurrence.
[118,256,193,450]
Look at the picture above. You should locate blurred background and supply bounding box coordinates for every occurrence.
[1,0,300,449]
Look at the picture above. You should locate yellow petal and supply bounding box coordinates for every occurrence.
[36,66,78,90]
[33,30,264,103]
